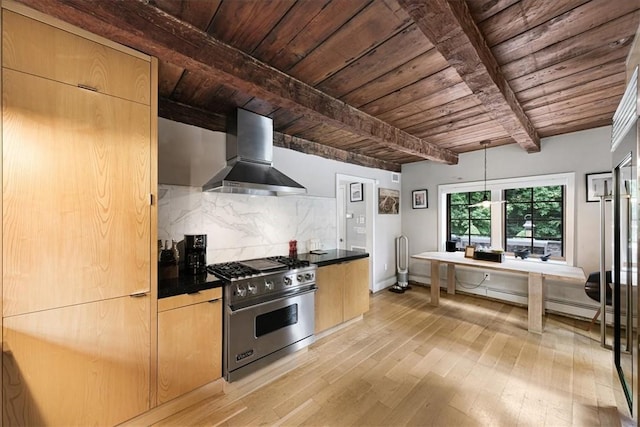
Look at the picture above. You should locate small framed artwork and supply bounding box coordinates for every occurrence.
[412,189,428,209]
[464,246,475,258]
[586,171,613,202]
[350,182,363,202]
[378,188,400,214]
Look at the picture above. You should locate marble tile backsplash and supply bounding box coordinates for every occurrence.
[158,185,337,263]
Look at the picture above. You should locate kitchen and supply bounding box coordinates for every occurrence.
[1,0,640,426]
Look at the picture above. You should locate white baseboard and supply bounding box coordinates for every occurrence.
[373,276,398,293]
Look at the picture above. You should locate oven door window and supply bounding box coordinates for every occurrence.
[255,303,298,337]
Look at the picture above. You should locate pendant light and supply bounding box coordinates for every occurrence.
[469,140,502,208]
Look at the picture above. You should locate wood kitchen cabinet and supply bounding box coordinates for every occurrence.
[3,296,150,426]
[1,5,157,425]
[157,288,222,404]
[314,258,370,334]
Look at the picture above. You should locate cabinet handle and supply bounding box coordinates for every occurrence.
[208,299,220,303]
[187,291,201,295]
[77,83,98,92]
[130,290,149,298]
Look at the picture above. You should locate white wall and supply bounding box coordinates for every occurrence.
[402,126,613,318]
[157,118,401,290]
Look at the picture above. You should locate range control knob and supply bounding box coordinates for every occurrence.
[247,283,257,295]
[283,276,292,286]
[305,273,314,281]
[264,280,274,290]
[236,285,247,297]
[297,274,304,282]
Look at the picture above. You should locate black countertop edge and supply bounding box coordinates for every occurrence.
[157,250,369,299]
[158,273,223,299]
[298,249,369,267]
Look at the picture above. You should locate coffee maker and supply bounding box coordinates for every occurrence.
[184,234,207,275]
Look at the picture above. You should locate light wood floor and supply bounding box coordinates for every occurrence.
[154,285,630,426]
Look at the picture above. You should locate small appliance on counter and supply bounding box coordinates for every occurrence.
[158,240,179,279]
[184,234,207,275]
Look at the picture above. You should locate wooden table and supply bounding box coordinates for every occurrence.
[412,251,586,334]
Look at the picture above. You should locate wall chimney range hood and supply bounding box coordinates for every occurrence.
[203,109,306,196]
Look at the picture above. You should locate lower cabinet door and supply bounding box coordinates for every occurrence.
[157,299,222,403]
[343,258,370,321]
[314,263,345,333]
[2,295,150,426]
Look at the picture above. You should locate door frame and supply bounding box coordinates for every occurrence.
[336,173,376,291]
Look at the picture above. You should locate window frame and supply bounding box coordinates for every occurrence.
[438,173,576,265]
[446,191,492,250]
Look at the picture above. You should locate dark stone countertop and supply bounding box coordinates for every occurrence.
[158,272,223,299]
[298,249,369,267]
[158,250,368,299]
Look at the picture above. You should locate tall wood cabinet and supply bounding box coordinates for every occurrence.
[1,6,157,426]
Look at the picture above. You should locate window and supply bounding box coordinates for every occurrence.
[447,191,491,250]
[505,186,564,257]
[438,173,575,264]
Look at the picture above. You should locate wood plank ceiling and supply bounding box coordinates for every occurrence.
[17,0,640,172]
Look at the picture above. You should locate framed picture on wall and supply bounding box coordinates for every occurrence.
[378,188,399,214]
[412,189,428,209]
[586,171,613,202]
[350,182,363,202]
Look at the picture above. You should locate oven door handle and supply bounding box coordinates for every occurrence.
[228,286,317,314]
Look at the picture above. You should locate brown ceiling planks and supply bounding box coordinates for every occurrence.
[255,0,371,72]
[391,96,484,130]
[20,0,457,165]
[491,0,638,65]
[317,24,434,98]
[510,49,629,94]
[205,0,295,54]
[286,0,412,87]
[397,0,541,153]
[340,48,449,108]
[15,0,640,169]
[501,11,639,81]
[466,0,520,23]
[477,0,591,47]
[152,0,221,31]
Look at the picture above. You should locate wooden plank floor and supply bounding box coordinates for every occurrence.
[153,286,631,426]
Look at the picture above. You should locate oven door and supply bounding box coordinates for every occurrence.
[225,288,315,377]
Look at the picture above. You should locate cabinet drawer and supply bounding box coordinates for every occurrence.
[158,287,223,312]
[2,10,150,104]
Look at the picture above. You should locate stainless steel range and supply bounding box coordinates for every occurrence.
[207,256,317,381]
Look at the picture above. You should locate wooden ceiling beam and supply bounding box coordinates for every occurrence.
[397,0,541,153]
[158,98,401,173]
[18,0,457,165]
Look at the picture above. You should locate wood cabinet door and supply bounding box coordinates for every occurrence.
[314,263,345,333]
[2,296,150,426]
[157,299,222,403]
[2,10,151,105]
[3,69,151,316]
[343,258,370,321]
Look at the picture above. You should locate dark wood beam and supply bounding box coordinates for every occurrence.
[158,98,402,173]
[397,0,541,153]
[158,98,226,132]
[19,0,458,165]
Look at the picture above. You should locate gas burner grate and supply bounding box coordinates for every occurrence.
[267,256,310,270]
[207,262,260,281]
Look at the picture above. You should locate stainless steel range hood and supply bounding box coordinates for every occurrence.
[203,109,306,196]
